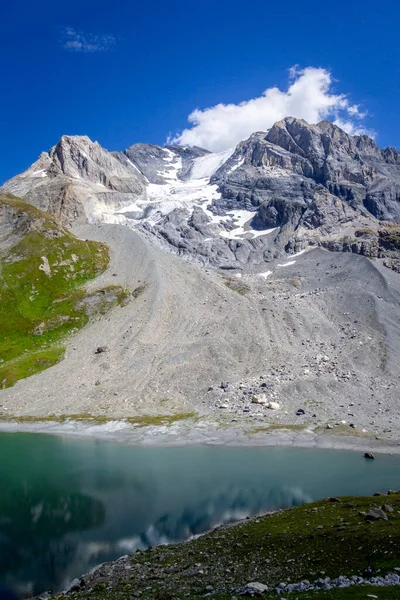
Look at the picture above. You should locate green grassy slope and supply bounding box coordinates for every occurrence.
[63,494,400,600]
[0,195,129,388]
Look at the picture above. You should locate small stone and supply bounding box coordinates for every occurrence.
[95,346,108,354]
[326,424,333,429]
[296,408,305,416]
[220,381,229,390]
[329,497,341,503]
[382,504,394,513]
[364,452,375,459]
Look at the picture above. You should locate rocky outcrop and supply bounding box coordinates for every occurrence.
[1,135,147,226]
[212,118,400,224]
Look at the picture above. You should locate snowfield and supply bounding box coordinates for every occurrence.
[84,147,276,240]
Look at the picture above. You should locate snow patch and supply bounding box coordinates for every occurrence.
[30,169,47,178]
[190,148,234,180]
[227,158,245,174]
[219,210,256,239]
[159,153,182,182]
[126,158,147,179]
[250,227,277,239]
[289,248,312,258]
[277,261,296,267]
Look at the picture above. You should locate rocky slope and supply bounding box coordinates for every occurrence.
[2,118,400,271]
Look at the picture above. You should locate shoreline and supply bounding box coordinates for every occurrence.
[1,417,400,454]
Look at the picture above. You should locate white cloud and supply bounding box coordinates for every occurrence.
[61,27,116,53]
[170,67,372,151]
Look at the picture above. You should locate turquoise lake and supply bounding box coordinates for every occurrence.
[0,432,400,595]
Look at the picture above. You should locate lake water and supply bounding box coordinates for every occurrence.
[1,433,400,595]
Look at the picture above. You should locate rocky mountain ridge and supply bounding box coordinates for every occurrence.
[2,117,400,271]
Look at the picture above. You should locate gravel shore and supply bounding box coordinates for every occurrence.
[0,417,400,455]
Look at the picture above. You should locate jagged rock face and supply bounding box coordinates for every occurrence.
[2,118,400,270]
[1,136,147,226]
[212,118,400,223]
[122,144,209,184]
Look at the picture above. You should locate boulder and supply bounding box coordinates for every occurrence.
[240,582,269,596]
[63,578,82,593]
[95,346,108,354]
[251,394,268,405]
[365,508,388,521]
[266,401,281,410]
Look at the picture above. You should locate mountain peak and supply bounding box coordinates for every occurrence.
[1,117,400,272]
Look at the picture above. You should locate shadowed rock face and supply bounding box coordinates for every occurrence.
[2,118,400,270]
[212,118,400,223]
[122,144,209,184]
[144,120,400,270]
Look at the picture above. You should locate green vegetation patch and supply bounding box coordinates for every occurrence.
[0,195,129,387]
[8,411,198,425]
[125,412,198,427]
[54,494,400,600]
[248,423,309,434]
[379,226,400,251]
[224,277,250,295]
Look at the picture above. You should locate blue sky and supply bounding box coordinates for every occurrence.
[0,0,399,184]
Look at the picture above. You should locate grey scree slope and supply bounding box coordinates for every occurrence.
[0,222,399,443]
